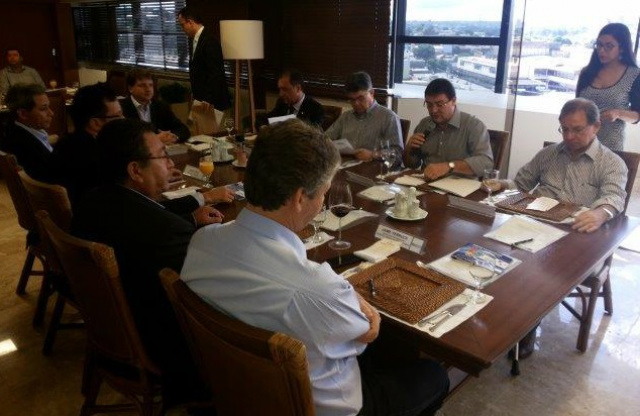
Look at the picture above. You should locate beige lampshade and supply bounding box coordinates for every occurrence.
[220,20,264,60]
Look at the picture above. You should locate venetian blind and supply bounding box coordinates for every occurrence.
[73,0,187,70]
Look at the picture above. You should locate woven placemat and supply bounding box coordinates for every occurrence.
[347,258,466,324]
[496,192,580,222]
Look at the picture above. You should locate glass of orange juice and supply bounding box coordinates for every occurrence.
[199,152,214,188]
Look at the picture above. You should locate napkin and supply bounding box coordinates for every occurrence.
[162,186,200,200]
[303,232,334,250]
[354,238,402,262]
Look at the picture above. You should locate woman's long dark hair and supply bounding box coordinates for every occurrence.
[576,23,637,95]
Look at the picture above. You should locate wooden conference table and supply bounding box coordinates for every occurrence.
[177,151,639,378]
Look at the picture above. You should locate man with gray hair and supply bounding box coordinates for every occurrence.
[326,71,403,161]
[181,118,448,416]
[504,97,627,234]
[0,83,54,182]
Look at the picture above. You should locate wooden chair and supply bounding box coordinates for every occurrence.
[487,129,510,171]
[159,268,315,416]
[561,149,640,352]
[320,104,342,131]
[36,211,163,416]
[18,171,81,355]
[400,118,411,145]
[0,151,45,302]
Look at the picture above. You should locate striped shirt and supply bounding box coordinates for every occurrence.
[514,139,627,214]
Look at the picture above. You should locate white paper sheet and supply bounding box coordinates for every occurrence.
[428,250,521,287]
[394,175,426,186]
[333,138,355,155]
[267,114,296,125]
[428,176,481,197]
[526,196,559,211]
[484,215,568,253]
[162,186,200,200]
[321,209,378,231]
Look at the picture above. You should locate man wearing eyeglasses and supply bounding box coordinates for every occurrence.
[326,71,403,161]
[52,83,124,205]
[403,78,493,180]
[72,118,224,406]
[496,98,627,234]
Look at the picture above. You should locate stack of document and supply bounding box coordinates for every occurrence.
[321,209,378,231]
[428,176,481,197]
[484,215,568,253]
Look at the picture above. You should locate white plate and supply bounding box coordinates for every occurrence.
[385,207,428,221]
[232,160,246,168]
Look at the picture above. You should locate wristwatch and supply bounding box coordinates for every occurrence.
[448,162,455,172]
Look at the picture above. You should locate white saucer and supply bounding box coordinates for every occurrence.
[385,207,428,221]
[232,160,247,168]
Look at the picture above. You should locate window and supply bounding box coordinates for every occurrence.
[391,0,511,92]
[73,0,187,71]
[392,0,639,97]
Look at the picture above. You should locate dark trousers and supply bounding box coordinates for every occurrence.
[357,345,449,416]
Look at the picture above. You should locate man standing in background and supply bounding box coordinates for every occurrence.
[177,7,231,113]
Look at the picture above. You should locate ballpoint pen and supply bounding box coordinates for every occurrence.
[511,238,533,249]
[369,278,377,297]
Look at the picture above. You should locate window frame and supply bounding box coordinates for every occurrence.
[390,0,515,93]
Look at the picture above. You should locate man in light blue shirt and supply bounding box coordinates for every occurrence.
[326,71,403,161]
[181,118,448,416]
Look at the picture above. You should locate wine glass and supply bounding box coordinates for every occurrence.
[482,168,500,203]
[224,118,235,139]
[328,181,354,250]
[467,254,496,304]
[309,205,328,244]
[199,148,214,188]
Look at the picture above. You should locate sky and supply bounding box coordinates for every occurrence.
[405,0,638,30]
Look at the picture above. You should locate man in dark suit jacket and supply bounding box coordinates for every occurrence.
[72,119,224,405]
[178,7,231,112]
[53,83,124,205]
[266,70,325,127]
[0,83,55,182]
[120,69,190,143]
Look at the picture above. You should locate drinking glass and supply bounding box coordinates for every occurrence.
[224,118,235,139]
[482,168,500,203]
[309,205,328,244]
[328,181,354,250]
[199,150,214,188]
[467,254,496,304]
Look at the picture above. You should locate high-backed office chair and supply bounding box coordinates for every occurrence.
[159,268,316,416]
[0,151,45,301]
[400,118,411,145]
[488,129,510,171]
[561,149,640,352]
[320,104,343,131]
[18,171,81,355]
[46,88,68,140]
[36,211,163,416]
[106,69,128,97]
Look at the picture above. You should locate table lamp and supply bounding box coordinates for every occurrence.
[220,20,264,133]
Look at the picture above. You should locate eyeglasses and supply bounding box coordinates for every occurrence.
[142,151,172,162]
[558,125,589,135]
[424,100,451,109]
[593,42,618,51]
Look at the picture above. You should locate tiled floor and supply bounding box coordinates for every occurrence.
[1,179,640,415]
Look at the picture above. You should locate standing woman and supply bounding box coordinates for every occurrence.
[576,23,640,151]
